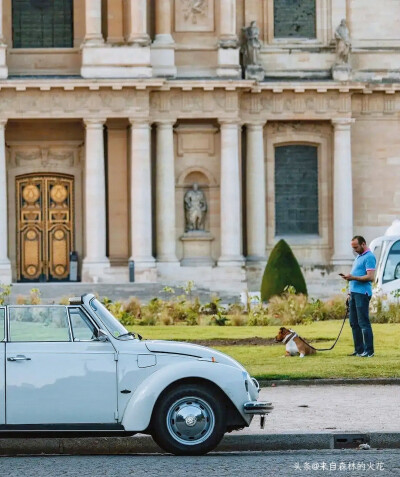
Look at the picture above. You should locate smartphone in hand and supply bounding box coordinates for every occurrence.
[339,273,345,277]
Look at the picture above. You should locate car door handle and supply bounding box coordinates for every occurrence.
[7,355,31,362]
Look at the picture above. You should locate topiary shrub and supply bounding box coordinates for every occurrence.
[261,239,307,302]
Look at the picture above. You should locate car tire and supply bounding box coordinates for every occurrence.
[151,383,227,456]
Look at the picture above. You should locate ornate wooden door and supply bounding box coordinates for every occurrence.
[16,174,74,282]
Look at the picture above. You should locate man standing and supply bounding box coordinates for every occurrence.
[341,236,376,357]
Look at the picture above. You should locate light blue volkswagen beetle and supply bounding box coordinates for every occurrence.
[0,293,272,455]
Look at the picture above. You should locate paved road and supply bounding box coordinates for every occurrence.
[0,450,398,477]
[240,384,400,434]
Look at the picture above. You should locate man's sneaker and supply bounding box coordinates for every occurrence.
[360,352,374,357]
[348,352,361,356]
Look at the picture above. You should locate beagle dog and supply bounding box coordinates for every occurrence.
[275,327,316,358]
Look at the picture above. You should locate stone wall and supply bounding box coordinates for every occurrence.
[352,112,400,243]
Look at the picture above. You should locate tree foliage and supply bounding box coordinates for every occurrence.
[261,239,307,302]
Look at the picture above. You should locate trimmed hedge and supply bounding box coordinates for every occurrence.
[261,239,307,302]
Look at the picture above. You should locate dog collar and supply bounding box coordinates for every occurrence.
[282,331,297,343]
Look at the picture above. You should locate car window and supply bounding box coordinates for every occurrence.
[0,308,4,341]
[9,306,70,342]
[69,308,96,341]
[383,240,400,284]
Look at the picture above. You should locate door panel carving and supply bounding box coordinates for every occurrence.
[17,174,74,282]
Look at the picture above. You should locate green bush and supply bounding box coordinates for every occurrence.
[320,296,347,321]
[371,291,400,323]
[0,284,12,305]
[261,239,307,302]
[247,303,275,326]
[267,290,310,325]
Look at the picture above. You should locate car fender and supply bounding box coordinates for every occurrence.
[121,360,250,431]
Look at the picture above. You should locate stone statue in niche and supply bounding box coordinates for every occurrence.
[335,19,351,65]
[242,21,261,66]
[332,19,352,81]
[241,21,265,81]
[184,183,207,232]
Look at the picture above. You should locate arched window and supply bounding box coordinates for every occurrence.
[275,144,319,235]
[12,0,73,48]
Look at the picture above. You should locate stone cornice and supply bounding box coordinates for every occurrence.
[0,78,165,91]
[1,78,400,121]
[0,78,399,95]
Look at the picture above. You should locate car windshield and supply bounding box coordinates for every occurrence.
[89,298,134,340]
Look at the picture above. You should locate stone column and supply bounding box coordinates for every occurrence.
[246,122,266,261]
[151,0,176,76]
[82,119,110,281]
[82,0,151,78]
[154,0,173,45]
[0,0,8,78]
[129,121,156,272]
[332,118,355,264]
[83,0,104,45]
[125,0,150,46]
[217,0,240,78]
[0,120,11,283]
[155,121,178,262]
[218,121,244,266]
[219,0,238,47]
[0,0,5,44]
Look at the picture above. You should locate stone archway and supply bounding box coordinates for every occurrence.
[7,140,84,282]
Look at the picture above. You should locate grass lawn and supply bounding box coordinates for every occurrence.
[128,321,400,380]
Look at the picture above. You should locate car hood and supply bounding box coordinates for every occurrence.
[144,340,246,371]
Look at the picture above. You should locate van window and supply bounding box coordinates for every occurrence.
[9,306,70,342]
[383,240,400,284]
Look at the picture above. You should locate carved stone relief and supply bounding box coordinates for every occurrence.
[151,90,239,117]
[8,145,81,169]
[242,92,350,118]
[175,0,214,32]
[0,89,146,119]
[268,121,330,136]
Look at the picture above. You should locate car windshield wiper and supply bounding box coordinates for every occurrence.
[117,332,136,339]
[117,332,143,340]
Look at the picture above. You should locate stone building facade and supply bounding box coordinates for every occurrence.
[0,0,399,295]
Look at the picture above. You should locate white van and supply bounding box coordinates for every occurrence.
[370,220,400,299]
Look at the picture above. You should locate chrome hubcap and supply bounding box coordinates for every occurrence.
[166,396,215,445]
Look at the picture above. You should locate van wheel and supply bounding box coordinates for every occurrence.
[151,383,227,455]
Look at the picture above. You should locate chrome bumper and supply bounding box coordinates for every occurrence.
[243,401,274,415]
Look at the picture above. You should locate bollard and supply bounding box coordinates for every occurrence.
[69,251,78,282]
[129,260,135,283]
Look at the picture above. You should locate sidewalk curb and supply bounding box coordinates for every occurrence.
[259,378,400,387]
[0,432,399,456]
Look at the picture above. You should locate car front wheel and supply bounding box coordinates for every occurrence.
[151,383,227,455]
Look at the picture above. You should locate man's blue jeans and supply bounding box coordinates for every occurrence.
[349,292,374,355]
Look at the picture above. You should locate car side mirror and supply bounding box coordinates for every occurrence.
[96,329,109,342]
[394,263,400,280]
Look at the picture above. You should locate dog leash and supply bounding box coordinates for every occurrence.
[295,301,349,352]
